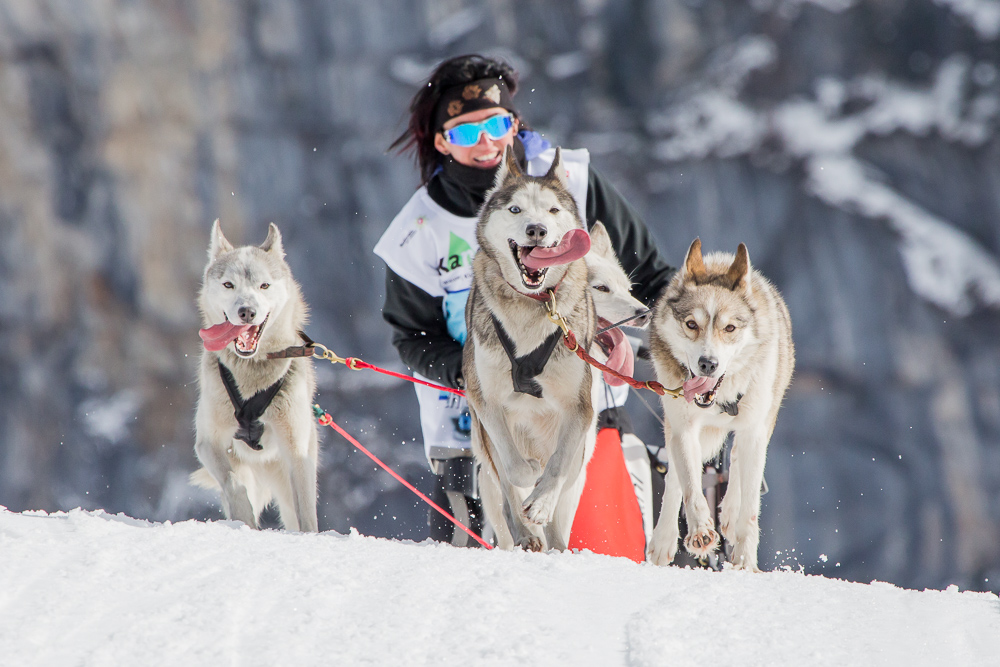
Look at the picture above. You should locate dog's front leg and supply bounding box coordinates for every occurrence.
[476,405,545,551]
[272,414,319,533]
[723,426,769,571]
[521,416,589,540]
[670,428,719,558]
[195,436,258,528]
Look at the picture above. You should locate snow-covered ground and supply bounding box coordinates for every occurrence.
[2,508,997,666]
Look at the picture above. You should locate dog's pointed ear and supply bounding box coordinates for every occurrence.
[209,219,234,259]
[682,238,707,284]
[492,144,522,190]
[589,220,613,257]
[726,243,750,291]
[543,147,568,188]
[260,222,284,257]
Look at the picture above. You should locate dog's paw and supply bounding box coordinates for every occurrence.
[515,535,544,552]
[728,543,760,572]
[684,524,719,557]
[646,535,678,567]
[521,487,558,526]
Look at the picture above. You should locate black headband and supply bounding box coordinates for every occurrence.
[432,77,516,131]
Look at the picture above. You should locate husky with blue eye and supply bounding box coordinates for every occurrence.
[463,146,598,552]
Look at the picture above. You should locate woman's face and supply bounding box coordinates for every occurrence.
[434,107,520,170]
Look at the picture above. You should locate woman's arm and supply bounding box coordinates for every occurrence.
[585,166,676,305]
[382,267,465,389]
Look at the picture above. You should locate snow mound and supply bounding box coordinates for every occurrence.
[1,508,997,666]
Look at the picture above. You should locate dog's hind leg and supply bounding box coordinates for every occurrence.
[194,436,259,528]
[470,408,515,549]
[723,426,769,571]
[647,463,683,566]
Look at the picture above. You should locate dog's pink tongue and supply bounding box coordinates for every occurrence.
[597,319,635,387]
[521,228,591,270]
[199,321,251,352]
[682,376,716,403]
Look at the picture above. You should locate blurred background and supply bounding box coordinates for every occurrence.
[0,0,998,593]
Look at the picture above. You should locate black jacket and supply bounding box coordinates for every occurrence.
[382,157,676,390]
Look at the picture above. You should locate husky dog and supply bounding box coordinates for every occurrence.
[191,220,319,532]
[646,238,794,571]
[586,220,650,333]
[464,147,597,552]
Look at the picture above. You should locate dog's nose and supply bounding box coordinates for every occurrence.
[238,306,256,324]
[525,223,547,242]
[698,356,718,376]
[632,309,651,327]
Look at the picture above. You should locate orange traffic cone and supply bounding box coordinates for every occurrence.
[568,427,646,562]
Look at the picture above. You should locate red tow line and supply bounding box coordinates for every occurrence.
[312,404,491,550]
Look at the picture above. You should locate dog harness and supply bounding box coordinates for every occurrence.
[717,394,743,416]
[217,360,285,451]
[491,314,563,399]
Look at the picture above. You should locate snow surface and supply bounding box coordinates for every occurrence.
[2,507,998,666]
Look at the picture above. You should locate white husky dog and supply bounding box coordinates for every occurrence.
[191,220,319,532]
[646,238,794,570]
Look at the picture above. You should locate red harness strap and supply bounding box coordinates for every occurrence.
[561,330,670,396]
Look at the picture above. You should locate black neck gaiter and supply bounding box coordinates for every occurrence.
[428,136,527,218]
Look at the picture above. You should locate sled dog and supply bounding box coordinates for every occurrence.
[464,147,597,552]
[646,238,794,571]
[191,220,319,532]
[476,217,651,549]
[586,220,650,332]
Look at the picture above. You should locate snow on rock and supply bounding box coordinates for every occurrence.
[1,508,997,666]
[651,50,1000,316]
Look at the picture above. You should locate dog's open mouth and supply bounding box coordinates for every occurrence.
[509,239,549,290]
[233,315,268,357]
[684,374,725,408]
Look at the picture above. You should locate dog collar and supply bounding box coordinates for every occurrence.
[504,280,557,302]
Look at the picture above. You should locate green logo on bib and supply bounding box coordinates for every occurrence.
[437,232,474,274]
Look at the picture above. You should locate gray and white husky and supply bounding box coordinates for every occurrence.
[464,147,597,552]
[190,220,319,532]
[646,238,794,571]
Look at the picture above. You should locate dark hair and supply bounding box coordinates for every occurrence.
[389,54,520,184]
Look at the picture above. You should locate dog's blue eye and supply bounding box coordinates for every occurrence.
[509,206,520,214]
[549,207,559,214]
[686,320,698,330]
[260,283,270,290]
[223,282,234,289]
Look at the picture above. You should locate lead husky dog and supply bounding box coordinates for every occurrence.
[191,220,319,532]
[646,239,794,571]
[477,218,650,549]
[464,147,596,552]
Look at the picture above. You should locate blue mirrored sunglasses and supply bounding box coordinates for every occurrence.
[442,114,514,147]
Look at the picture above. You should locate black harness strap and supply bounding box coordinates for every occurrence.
[217,361,285,451]
[718,393,744,416]
[491,315,562,399]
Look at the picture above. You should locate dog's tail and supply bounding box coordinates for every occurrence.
[189,468,220,490]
